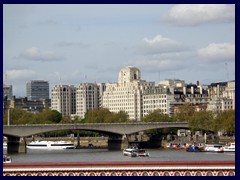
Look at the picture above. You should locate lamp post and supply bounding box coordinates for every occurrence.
[7,108,11,126]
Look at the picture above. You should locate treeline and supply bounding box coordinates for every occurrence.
[3,108,63,124]
[3,107,129,125]
[3,106,235,135]
[173,105,235,135]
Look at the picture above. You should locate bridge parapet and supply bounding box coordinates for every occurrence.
[3,161,235,176]
[3,122,189,137]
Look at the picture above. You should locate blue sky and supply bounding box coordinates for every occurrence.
[3,4,235,97]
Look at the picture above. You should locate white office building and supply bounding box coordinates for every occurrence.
[76,83,105,119]
[51,85,76,116]
[103,66,157,121]
[142,85,174,117]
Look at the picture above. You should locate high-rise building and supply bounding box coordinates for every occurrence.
[51,85,76,116]
[102,66,155,121]
[26,80,49,100]
[76,83,105,119]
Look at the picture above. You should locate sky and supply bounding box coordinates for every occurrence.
[3,4,235,97]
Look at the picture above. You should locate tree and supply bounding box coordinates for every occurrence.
[51,110,62,123]
[173,104,195,122]
[188,110,214,133]
[84,108,111,123]
[105,110,129,123]
[214,110,235,135]
[142,109,172,134]
[143,109,171,122]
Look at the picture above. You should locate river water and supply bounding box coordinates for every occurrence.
[4,148,235,163]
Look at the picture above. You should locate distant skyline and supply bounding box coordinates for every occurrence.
[3,4,235,97]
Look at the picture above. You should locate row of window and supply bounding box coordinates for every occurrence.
[143,100,167,103]
[144,104,167,108]
[143,95,167,99]
[143,109,167,113]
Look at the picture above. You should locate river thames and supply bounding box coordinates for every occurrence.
[5,148,235,163]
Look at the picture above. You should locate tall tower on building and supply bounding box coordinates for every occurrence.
[26,80,49,100]
[103,66,155,121]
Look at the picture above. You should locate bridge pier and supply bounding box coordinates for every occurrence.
[75,133,81,149]
[108,134,129,150]
[7,137,26,153]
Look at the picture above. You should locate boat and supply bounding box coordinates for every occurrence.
[3,155,12,163]
[134,149,150,157]
[26,140,76,150]
[223,143,235,152]
[123,146,150,157]
[204,144,224,153]
[186,145,202,152]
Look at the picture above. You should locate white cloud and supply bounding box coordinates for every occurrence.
[165,4,235,26]
[198,43,235,62]
[18,47,65,61]
[6,69,36,80]
[139,34,188,54]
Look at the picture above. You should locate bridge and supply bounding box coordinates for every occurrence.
[3,161,235,176]
[3,122,188,153]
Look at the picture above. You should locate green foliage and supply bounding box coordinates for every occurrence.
[51,110,62,123]
[188,110,214,132]
[174,105,235,135]
[142,109,172,134]
[2,108,63,125]
[84,108,129,123]
[214,110,235,135]
[173,104,195,122]
[143,109,172,122]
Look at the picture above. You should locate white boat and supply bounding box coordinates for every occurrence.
[26,140,75,150]
[3,155,12,163]
[123,146,150,157]
[204,144,224,153]
[223,143,235,152]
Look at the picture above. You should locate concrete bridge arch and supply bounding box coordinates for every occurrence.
[3,122,188,137]
[3,122,188,153]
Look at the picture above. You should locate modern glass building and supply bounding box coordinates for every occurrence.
[26,80,49,100]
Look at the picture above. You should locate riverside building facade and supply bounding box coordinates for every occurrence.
[49,67,234,119]
[102,66,173,121]
[51,85,76,116]
[76,83,106,119]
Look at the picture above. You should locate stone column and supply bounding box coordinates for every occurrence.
[76,133,81,149]
[108,134,129,150]
[121,134,129,150]
[7,136,26,153]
